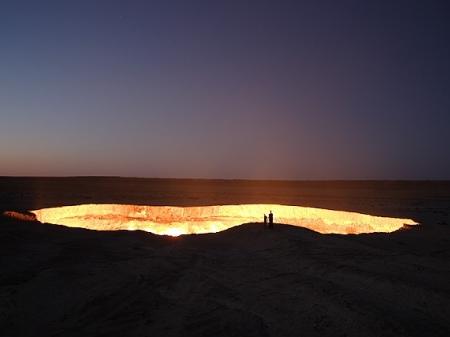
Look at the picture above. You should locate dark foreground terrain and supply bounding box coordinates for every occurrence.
[1,178,450,337]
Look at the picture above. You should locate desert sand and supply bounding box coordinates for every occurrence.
[1,178,449,337]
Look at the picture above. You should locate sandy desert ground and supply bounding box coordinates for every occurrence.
[0,178,449,337]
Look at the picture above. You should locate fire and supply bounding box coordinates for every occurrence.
[29,204,418,236]
[165,227,183,237]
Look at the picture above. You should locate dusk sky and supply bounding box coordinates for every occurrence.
[1,0,450,179]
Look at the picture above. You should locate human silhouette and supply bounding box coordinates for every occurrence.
[264,214,268,227]
[268,210,274,229]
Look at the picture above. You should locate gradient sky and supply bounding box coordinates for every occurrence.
[1,0,450,179]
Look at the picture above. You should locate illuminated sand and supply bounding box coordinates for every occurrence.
[31,204,417,235]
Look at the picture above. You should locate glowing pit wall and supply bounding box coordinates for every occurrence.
[30,204,418,236]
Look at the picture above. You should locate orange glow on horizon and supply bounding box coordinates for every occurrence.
[29,204,418,236]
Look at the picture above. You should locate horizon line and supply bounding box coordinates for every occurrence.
[1,175,449,182]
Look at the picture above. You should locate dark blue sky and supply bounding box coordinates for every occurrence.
[1,0,450,179]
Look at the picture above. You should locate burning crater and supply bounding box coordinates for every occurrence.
[30,204,417,236]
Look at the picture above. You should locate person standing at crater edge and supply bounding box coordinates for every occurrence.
[269,210,274,229]
[264,213,268,227]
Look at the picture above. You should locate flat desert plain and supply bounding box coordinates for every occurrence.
[0,178,449,337]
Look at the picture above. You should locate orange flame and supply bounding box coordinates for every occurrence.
[30,204,418,236]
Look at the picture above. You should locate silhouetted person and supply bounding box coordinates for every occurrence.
[264,214,268,227]
[269,210,274,229]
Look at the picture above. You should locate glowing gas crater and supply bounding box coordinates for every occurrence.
[30,204,418,236]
